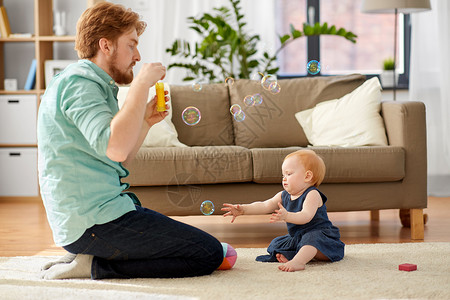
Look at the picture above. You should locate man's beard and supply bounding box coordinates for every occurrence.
[109,53,134,85]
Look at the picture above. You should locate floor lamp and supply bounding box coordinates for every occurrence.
[361,0,431,101]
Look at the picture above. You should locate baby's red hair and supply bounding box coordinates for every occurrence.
[284,149,326,187]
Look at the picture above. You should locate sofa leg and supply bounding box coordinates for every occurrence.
[410,209,425,240]
[370,210,380,221]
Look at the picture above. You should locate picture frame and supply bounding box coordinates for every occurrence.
[44,60,77,88]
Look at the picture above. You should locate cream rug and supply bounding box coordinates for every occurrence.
[1,243,449,300]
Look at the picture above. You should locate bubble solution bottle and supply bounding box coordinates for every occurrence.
[156,82,166,112]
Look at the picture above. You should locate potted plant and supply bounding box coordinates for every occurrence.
[380,57,397,88]
[165,0,357,83]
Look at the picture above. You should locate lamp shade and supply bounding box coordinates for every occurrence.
[361,0,431,14]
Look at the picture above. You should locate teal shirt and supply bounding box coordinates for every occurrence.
[37,60,136,246]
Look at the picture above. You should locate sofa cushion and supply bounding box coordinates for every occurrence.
[295,77,388,147]
[126,146,252,186]
[229,74,366,148]
[170,83,234,146]
[251,146,405,184]
[117,84,187,147]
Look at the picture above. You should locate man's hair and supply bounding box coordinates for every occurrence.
[284,149,326,187]
[75,2,147,59]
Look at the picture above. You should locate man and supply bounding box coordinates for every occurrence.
[38,2,223,280]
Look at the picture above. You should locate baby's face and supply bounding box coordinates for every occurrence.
[281,157,309,196]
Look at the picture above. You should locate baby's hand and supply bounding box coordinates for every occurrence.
[270,202,288,223]
[222,203,244,223]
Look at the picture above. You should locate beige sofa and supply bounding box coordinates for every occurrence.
[125,74,427,240]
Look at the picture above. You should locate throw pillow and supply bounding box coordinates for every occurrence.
[295,77,388,147]
[117,84,187,147]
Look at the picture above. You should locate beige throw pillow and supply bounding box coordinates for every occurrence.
[295,77,388,147]
[117,84,187,147]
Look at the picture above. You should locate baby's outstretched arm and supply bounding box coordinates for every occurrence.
[222,192,283,223]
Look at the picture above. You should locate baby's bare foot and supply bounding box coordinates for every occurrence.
[278,261,306,272]
[276,253,289,263]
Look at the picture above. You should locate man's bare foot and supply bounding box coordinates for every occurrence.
[278,260,306,272]
[276,253,289,263]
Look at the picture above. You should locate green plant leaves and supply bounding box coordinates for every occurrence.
[165,0,357,82]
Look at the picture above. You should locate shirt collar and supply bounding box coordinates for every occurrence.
[79,59,119,98]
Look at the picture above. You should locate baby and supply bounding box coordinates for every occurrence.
[222,149,344,271]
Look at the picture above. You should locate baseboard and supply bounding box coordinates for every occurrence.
[427,174,450,197]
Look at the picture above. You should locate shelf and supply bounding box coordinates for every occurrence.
[38,35,76,42]
[0,90,42,95]
[0,37,35,42]
[0,144,37,148]
[0,0,81,198]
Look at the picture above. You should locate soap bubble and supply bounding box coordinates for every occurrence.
[225,77,235,86]
[192,81,203,92]
[230,104,242,115]
[307,60,321,75]
[200,200,214,215]
[233,110,246,122]
[182,106,201,126]
[269,81,281,94]
[261,74,277,90]
[243,95,255,107]
[252,93,263,106]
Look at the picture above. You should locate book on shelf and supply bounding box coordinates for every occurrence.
[0,6,11,38]
[24,59,37,90]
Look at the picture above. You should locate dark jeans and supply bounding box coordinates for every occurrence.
[63,206,223,279]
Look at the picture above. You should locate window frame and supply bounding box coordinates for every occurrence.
[277,0,411,89]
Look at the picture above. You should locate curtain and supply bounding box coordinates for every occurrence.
[409,0,450,196]
[135,0,277,84]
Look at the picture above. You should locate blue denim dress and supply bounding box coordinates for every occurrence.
[256,186,345,262]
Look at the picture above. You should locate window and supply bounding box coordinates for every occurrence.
[275,0,410,87]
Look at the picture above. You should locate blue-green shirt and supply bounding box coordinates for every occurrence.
[37,59,136,246]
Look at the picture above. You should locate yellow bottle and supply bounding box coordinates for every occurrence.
[155,82,166,112]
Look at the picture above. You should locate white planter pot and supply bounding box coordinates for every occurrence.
[380,71,399,88]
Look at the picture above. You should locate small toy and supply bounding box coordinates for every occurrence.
[155,82,166,112]
[399,263,417,271]
[217,242,237,270]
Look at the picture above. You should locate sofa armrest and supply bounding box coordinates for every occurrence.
[381,101,427,208]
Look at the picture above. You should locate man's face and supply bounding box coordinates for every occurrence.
[109,28,141,84]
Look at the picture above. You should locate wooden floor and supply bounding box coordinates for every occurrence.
[0,197,449,257]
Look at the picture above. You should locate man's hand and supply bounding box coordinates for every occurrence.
[133,62,166,90]
[144,91,169,127]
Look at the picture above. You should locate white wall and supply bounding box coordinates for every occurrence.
[5,0,278,86]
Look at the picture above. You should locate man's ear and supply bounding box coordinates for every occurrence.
[98,38,114,56]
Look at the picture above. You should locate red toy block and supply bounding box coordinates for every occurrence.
[399,263,417,271]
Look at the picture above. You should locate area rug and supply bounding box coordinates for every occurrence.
[1,243,449,300]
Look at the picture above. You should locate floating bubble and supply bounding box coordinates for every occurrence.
[192,81,203,92]
[200,200,215,215]
[269,81,281,94]
[230,104,242,115]
[182,106,201,126]
[307,60,321,75]
[225,77,235,86]
[243,95,255,107]
[261,74,277,90]
[252,93,263,106]
[233,110,246,122]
